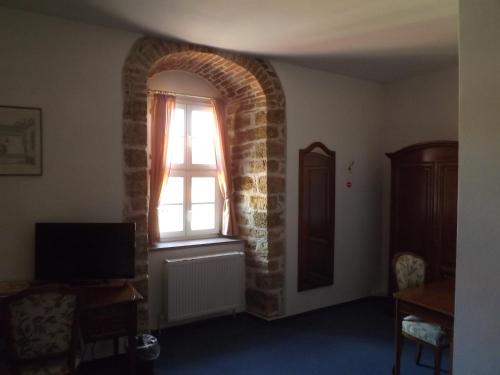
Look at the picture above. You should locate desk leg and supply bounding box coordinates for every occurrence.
[448,329,453,375]
[129,333,136,375]
[394,299,403,375]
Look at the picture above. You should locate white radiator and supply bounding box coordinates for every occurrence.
[163,252,245,322]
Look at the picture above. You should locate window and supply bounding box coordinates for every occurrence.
[158,100,221,240]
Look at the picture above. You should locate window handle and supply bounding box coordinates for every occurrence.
[187,209,192,223]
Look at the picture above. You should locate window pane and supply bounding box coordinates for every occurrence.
[160,176,183,204]
[158,204,183,233]
[192,137,215,165]
[191,110,215,138]
[191,203,215,230]
[168,136,184,164]
[192,177,216,203]
[171,108,185,137]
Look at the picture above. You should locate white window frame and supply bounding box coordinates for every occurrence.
[159,99,222,241]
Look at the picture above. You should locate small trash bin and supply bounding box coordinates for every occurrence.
[136,334,160,375]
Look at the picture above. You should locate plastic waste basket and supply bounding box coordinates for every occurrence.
[135,334,160,375]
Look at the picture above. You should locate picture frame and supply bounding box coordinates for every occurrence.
[0,105,42,176]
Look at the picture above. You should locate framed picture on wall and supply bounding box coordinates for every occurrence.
[0,105,42,176]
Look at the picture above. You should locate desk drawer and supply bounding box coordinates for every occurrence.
[80,303,136,341]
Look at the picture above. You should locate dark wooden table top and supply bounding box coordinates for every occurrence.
[0,281,143,309]
[393,279,455,317]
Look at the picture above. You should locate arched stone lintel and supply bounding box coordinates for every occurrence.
[122,37,286,324]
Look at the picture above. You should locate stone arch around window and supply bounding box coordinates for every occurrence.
[122,38,286,328]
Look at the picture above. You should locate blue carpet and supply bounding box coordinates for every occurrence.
[81,297,449,374]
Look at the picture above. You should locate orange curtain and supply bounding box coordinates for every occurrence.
[148,94,176,244]
[212,99,238,236]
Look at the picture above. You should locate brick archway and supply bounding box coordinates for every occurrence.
[122,37,286,328]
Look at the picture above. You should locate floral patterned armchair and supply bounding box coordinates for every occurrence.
[392,252,448,373]
[3,286,79,375]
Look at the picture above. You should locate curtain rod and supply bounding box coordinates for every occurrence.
[146,89,216,101]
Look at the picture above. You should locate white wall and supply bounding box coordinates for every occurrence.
[0,7,460,328]
[454,1,500,373]
[272,61,385,316]
[383,68,458,150]
[379,68,459,293]
[0,8,139,280]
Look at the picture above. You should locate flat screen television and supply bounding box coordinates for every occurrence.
[35,222,135,282]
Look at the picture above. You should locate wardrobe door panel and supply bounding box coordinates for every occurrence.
[392,164,435,257]
[436,163,458,277]
[390,164,435,292]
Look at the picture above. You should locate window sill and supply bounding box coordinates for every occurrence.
[150,237,244,251]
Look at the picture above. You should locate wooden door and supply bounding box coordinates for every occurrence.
[298,142,335,291]
[387,141,458,293]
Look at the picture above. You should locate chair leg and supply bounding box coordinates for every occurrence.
[415,343,423,365]
[434,347,442,375]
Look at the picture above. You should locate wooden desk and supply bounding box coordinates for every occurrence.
[0,281,143,375]
[393,280,454,375]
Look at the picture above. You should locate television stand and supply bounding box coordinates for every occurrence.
[78,282,143,374]
[70,279,129,287]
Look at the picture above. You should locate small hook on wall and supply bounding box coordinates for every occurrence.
[348,161,355,174]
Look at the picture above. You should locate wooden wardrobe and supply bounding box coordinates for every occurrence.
[387,141,458,294]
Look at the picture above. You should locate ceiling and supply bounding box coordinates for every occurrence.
[0,0,458,82]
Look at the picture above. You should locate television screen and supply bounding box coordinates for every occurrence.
[35,223,135,281]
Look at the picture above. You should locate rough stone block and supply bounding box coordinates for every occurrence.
[125,171,148,198]
[234,176,254,191]
[235,126,267,143]
[130,197,148,211]
[250,196,267,210]
[268,241,284,258]
[246,289,280,318]
[124,99,147,121]
[267,142,285,158]
[247,160,267,173]
[253,211,267,228]
[267,196,278,211]
[267,109,285,124]
[267,160,280,173]
[123,122,147,146]
[255,272,284,290]
[268,176,285,193]
[125,149,148,168]
[267,212,282,227]
[255,111,267,126]
[236,212,250,226]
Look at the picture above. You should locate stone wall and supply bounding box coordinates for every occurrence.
[122,38,286,328]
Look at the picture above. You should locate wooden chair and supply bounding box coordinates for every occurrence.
[392,252,448,375]
[2,285,80,375]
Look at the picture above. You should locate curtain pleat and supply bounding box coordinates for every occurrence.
[212,99,238,236]
[148,94,176,244]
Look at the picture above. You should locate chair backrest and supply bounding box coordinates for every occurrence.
[3,285,78,366]
[392,252,426,291]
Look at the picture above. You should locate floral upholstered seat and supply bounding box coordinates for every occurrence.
[402,315,448,346]
[392,252,448,373]
[393,253,425,290]
[4,287,79,375]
